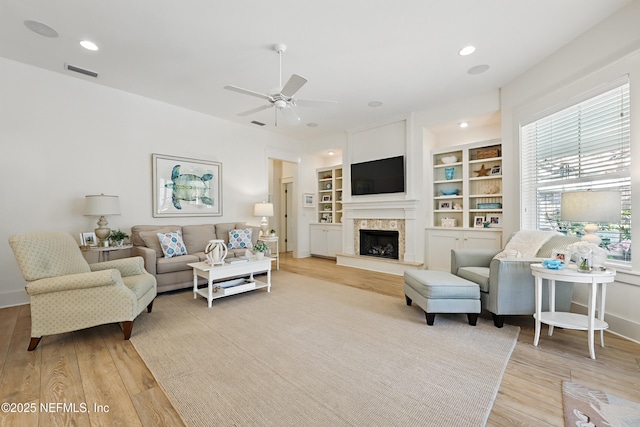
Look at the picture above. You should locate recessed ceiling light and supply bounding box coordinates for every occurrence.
[458,46,476,56]
[24,20,58,38]
[368,100,383,108]
[80,40,99,51]
[307,123,318,128]
[467,64,490,75]
[459,122,469,128]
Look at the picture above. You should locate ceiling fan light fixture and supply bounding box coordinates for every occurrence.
[274,99,287,109]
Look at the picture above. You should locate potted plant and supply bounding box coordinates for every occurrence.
[269,229,276,236]
[109,229,129,247]
[253,241,269,259]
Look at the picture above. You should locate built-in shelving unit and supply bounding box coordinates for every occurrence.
[316,165,343,224]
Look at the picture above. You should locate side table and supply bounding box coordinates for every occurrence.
[258,236,279,270]
[530,263,616,359]
[81,244,133,262]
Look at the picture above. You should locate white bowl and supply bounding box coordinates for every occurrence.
[441,156,457,164]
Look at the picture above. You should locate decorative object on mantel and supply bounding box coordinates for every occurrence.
[204,239,228,265]
[560,190,621,245]
[474,164,490,177]
[441,155,457,164]
[84,194,120,247]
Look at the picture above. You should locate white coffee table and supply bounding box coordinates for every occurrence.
[188,258,272,307]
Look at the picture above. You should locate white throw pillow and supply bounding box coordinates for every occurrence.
[157,230,188,258]
[228,228,253,249]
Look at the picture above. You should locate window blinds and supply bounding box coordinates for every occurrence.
[520,82,630,236]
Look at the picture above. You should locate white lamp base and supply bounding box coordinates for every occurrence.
[581,223,602,245]
[260,216,268,237]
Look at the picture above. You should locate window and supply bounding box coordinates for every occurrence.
[521,82,631,262]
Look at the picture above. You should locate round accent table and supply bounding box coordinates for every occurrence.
[81,244,133,262]
[530,263,616,359]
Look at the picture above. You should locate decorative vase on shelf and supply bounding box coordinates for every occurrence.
[576,254,591,272]
[205,239,227,265]
[445,167,455,180]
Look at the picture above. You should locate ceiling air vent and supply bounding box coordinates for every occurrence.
[65,63,98,78]
[251,120,266,126]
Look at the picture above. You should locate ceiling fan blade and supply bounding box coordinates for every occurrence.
[280,74,307,97]
[294,99,338,108]
[237,104,273,117]
[282,106,301,125]
[224,85,272,101]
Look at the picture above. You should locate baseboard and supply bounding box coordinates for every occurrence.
[0,289,29,309]
[571,301,640,344]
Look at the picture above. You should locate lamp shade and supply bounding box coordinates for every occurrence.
[84,194,121,216]
[253,202,274,217]
[560,191,621,223]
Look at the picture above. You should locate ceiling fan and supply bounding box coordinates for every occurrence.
[224,43,337,126]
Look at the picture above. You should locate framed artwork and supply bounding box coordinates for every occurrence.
[490,165,502,176]
[80,232,97,246]
[438,200,452,210]
[321,195,331,202]
[303,193,315,208]
[474,216,486,228]
[552,249,570,265]
[486,214,503,228]
[152,154,222,217]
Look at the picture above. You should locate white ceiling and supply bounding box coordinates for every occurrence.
[0,0,631,141]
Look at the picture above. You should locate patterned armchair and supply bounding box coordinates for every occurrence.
[9,231,157,350]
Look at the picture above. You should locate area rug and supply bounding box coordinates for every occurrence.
[563,381,640,426]
[130,271,520,427]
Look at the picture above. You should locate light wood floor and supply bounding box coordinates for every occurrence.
[1,253,639,426]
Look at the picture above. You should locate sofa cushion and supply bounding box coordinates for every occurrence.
[536,235,581,258]
[228,228,254,249]
[157,230,188,258]
[182,224,217,254]
[132,225,180,247]
[456,267,490,292]
[156,254,200,274]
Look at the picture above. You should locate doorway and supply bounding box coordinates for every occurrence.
[269,158,297,255]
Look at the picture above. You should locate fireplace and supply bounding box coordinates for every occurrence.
[359,229,399,260]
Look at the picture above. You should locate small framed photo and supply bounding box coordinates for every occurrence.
[474,216,486,228]
[81,232,97,246]
[303,193,315,208]
[486,214,503,228]
[552,249,570,264]
[438,200,452,210]
[490,165,502,176]
[321,195,331,202]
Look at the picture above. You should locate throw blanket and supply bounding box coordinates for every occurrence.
[494,230,561,259]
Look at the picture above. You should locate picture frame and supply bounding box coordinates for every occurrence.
[152,153,222,217]
[486,214,503,228]
[490,165,502,176]
[303,193,315,208]
[80,232,97,246]
[321,195,331,202]
[552,249,570,265]
[474,216,486,228]
[438,200,452,210]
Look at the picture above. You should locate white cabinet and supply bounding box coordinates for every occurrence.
[310,224,342,258]
[426,228,502,271]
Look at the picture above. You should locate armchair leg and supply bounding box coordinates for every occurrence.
[147,299,154,313]
[27,337,42,351]
[467,313,478,326]
[405,295,412,306]
[492,313,505,328]
[123,321,134,340]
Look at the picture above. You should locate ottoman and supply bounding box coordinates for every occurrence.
[404,270,481,326]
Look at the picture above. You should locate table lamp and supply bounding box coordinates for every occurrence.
[254,202,274,237]
[84,194,121,245]
[560,190,621,245]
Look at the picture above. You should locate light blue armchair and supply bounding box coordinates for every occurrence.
[450,234,580,327]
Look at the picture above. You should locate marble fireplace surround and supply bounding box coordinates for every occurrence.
[340,199,421,268]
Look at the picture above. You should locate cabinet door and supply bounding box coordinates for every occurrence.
[462,231,502,250]
[426,230,461,271]
[310,225,327,256]
[326,226,343,258]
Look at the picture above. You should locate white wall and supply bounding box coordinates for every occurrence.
[0,57,317,307]
[500,1,640,342]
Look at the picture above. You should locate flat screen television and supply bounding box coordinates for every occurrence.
[351,156,405,196]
